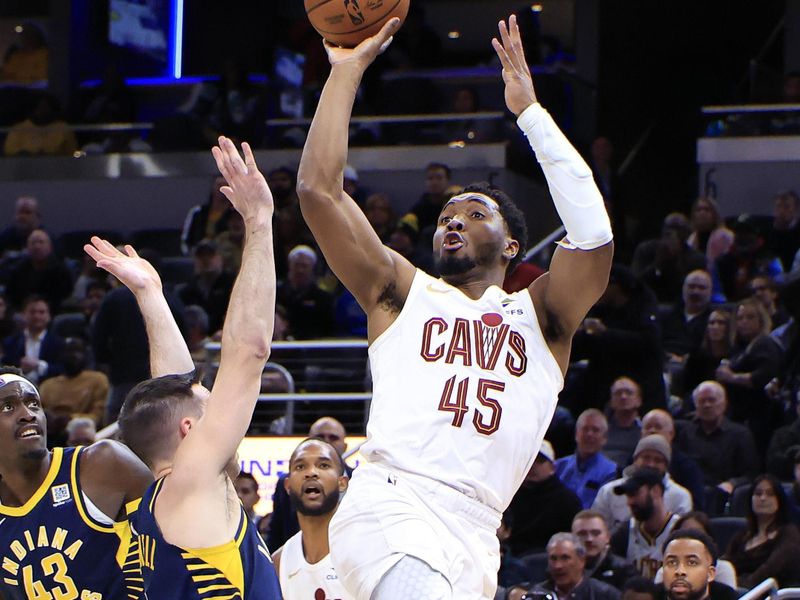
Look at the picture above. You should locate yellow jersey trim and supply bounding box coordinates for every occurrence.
[70,446,115,533]
[0,448,63,516]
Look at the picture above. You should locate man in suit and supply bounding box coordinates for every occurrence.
[2,294,64,383]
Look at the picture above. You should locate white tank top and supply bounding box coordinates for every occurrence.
[362,269,563,511]
[279,531,352,600]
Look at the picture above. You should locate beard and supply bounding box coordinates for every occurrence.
[630,495,655,522]
[288,485,341,517]
[21,448,48,461]
[668,582,709,600]
[435,240,503,277]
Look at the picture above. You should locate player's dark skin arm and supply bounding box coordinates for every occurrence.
[80,440,153,521]
[493,16,613,373]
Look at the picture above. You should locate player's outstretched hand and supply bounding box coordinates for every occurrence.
[84,236,161,293]
[211,137,273,223]
[324,17,400,69]
[492,14,538,117]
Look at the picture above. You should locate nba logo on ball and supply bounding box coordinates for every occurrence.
[305,0,410,48]
[344,0,365,25]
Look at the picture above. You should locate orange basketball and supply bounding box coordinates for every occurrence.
[305,0,410,48]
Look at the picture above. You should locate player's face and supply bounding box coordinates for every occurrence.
[0,381,47,462]
[571,517,609,559]
[433,194,511,278]
[547,540,585,589]
[286,441,347,517]
[662,539,715,600]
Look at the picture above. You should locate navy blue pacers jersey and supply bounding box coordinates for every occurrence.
[0,446,144,600]
[133,477,281,599]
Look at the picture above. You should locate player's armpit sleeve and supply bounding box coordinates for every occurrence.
[517,103,613,251]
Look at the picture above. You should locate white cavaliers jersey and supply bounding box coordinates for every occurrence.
[362,269,564,511]
[279,531,352,600]
[624,513,680,579]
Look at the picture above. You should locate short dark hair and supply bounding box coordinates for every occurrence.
[119,374,198,469]
[458,181,529,270]
[674,511,712,535]
[0,365,25,378]
[426,162,452,179]
[288,437,345,476]
[236,471,258,488]
[662,528,718,565]
[22,294,49,311]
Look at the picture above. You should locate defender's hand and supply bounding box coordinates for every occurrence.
[211,137,273,224]
[492,14,538,117]
[324,18,400,69]
[84,236,161,293]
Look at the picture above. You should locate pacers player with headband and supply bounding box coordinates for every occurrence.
[297,13,614,600]
[0,368,152,600]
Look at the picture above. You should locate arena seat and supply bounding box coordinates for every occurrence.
[520,552,549,584]
[708,516,747,556]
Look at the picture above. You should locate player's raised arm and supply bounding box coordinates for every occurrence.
[84,237,195,378]
[493,15,613,369]
[169,137,275,482]
[296,19,415,329]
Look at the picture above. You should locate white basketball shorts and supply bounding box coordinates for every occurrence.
[329,462,502,599]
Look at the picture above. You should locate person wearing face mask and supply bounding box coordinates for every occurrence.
[39,336,109,438]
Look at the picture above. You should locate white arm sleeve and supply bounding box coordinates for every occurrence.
[517,103,614,250]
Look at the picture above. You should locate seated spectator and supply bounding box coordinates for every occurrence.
[80,280,110,329]
[556,409,619,508]
[440,86,501,144]
[343,164,367,207]
[276,245,334,339]
[766,190,800,272]
[662,270,713,360]
[5,229,74,312]
[2,295,64,384]
[605,377,644,468]
[65,416,96,447]
[632,213,707,304]
[661,529,739,600]
[750,275,789,329]
[654,511,737,588]
[181,175,232,255]
[234,472,261,525]
[609,467,681,579]
[715,298,783,453]
[39,337,108,430]
[335,288,367,337]
[177,240,235,335]
[497,511,530,590]
[403,162,453,235]
[3,93,77,157]
[724,474,800,587]
[712,216,783,302]
[787,449,800,524]
[268,166,300,211]
[682,310,735,401]
[183,304,211,373]
[687,197,734,272]
[507,533,620,600]
[593,436,692,530]
[767,402,800,480]
[363,193,396,243]
[569,266,665,412]
[215,209,245,273]
[0,196,41,257]
[0,23,48,84]
[387,219,435,273]
[676,382,759,512]
[641,410,706,511]
[572,510,638,590]
[508,441,583,556]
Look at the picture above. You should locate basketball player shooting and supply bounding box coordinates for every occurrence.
[296,14,613,600]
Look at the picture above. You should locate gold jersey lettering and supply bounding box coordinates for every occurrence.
[3,556,19,576]
[138,535,156,570]
[51,528,68,551]
[64,540,83,561]
[10,540,26,560]
[37,526,49,548]
[23,530,35,551]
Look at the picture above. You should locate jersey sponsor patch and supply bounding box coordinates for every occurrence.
[51,484,72,506]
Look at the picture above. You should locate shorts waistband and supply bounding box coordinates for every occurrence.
[357,462,502,530]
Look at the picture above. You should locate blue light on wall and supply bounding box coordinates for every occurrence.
[171,0,184,79]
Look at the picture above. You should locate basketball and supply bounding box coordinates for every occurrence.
[305,0,410,49]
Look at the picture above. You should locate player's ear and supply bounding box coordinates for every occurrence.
[339,474,349,493]
[504,238,519,262]
[178,417,194,438]
[708,564,716,583]
[283,474,291,493]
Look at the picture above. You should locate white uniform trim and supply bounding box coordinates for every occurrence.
[279,530,352,600]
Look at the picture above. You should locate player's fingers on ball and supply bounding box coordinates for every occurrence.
[378,36,393,54]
